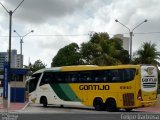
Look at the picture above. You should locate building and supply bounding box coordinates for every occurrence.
[113,34,129,52]
[10,68,29,102]
[17,54,23,68]
[0,52,8,70]
[0,50,27,103]
[0,49,23,70]
[0,68,29,102]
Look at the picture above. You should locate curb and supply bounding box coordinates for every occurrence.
[22,102,30,111]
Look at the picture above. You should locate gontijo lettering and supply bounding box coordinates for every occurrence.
[79,85,110,90]
[142,78,157,82]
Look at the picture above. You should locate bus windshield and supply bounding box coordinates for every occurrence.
[28,73,41,93]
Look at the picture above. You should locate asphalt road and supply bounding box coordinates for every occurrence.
[10,101,159,120]
[0,95,159,120]
[21,103,146,113]
[0,113,126,120]
[1,109,160,120]
[20,94,160,114]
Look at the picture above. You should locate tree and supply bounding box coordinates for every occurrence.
[24,60,46,73]
[51,32,130,66]
[81,42,102,64]
[51,43,82,67]
[31,60,46,72]
[133,42,160,65]
[90,32,109,44]
[81,32,130,65]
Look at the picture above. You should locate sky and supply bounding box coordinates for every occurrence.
[0,0,160,67]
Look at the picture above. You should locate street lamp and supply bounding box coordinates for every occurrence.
[14,30,34,55]
[0,0,24,111]
[13,30,34,68]
[115,19,147,60]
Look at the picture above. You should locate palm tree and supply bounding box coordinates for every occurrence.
[133,42,160,64]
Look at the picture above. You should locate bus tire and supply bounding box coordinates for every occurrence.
[60,105,64,108]
[105,98,117,112]
[93,98,105,111]
[41,97,48,107]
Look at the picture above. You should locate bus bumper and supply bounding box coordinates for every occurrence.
[141,100,157,107]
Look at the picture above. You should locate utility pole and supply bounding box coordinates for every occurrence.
[0,0,24,112]
[13,30,34,68]
[115,19,147,60]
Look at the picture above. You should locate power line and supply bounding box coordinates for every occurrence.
[134,32,160,34]
[0,34,89,37]
[0,32,160,38]
[30,34,89,36]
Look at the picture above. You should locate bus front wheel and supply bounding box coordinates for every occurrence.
[41,97,48,107]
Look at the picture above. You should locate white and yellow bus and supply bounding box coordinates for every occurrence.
[26,65,158,111]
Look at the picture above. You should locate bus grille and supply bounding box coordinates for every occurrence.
[123,93,135,106]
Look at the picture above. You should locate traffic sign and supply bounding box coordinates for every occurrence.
[3,62,8,99]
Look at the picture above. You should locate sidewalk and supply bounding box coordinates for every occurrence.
[0,102,29,112]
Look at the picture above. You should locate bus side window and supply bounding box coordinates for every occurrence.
[66,72,78,83]
[40,72,58,85]
[50,72,64,83]
[78,71,91,83]
[108,70,120,82]
[71,73,78,83]
[93,70,106,83]
[121,69,136,82]
[71,77,76,82]
[79,72,85,82]
[103,77,107,82]
[93,71,100,82]
[56,72,64,83]
[126,69,135,81]
[123,69,130,81]
[40,72,50,86]
[108,70,114,81]
[66,73,72,82]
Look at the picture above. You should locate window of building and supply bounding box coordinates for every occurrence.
[11,74,23,81]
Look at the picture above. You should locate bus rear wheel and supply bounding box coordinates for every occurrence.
[106,98,117,112]
[125,108,133,112]
[41,97,48,107]
[93,98,105,111]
